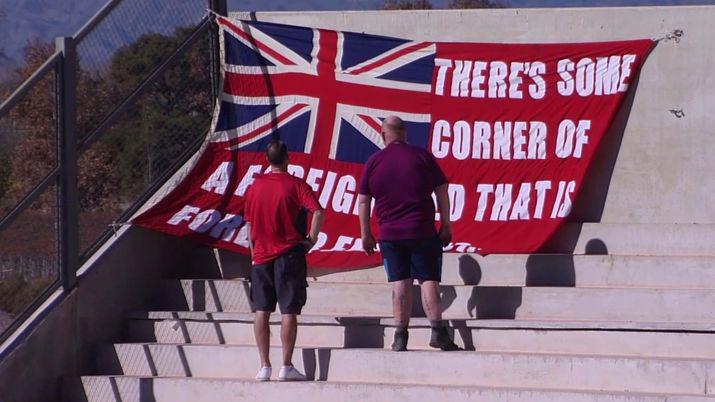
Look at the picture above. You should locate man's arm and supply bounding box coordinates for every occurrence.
[358,194,376,256]
[434,183,452,246]
[298,181,325,251]
[245,221,254,257]
[303,209,325,250]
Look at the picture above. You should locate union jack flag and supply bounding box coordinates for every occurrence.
[209,17,435,164]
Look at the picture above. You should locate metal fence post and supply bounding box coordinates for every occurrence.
[56,37,79,291]
[209,0,228,101]
[209,0,228,16]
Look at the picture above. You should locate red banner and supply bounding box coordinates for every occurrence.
[132,18,653,268]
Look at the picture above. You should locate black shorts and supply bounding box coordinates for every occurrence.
[379,235,443,282]
[250,244,308,314]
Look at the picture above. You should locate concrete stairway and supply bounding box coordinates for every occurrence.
[65,223,715,401]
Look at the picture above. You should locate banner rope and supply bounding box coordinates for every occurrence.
[653,29,684,43]
[108,221,132,236]
[205,8,222,20]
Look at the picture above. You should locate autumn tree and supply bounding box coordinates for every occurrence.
[1,40,61,213]
[0,20,213,318]
[0,25,212,215]
[0,39,118,213]
[448,0,506,8]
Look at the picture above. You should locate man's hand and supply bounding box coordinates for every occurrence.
[434,184,452,247]
[301,237,317,252]
[362,233,377,256]
[358,194,376,256]
[438,224,452,247]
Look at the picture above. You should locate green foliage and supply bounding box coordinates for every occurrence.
[0,26,212,211]
[448,0,506,8]
[100,27,212,203]
[0,15,211,331]
[0,273,53,314]
[384,0,433,9]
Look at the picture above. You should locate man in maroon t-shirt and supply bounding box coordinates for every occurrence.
[358,116,460,352]
[243,140,324,381]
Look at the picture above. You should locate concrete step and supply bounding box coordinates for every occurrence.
[97,344,715,395]
[307,255,715,288]
[126,312,715,359]
[156,280,715,323]
[541,223,715,256]
[67,376,715,402]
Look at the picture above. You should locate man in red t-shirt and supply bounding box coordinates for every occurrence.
[243,140,324,381]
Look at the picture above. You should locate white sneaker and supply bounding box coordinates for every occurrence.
[278,365,307,381]
[255,366,272,381]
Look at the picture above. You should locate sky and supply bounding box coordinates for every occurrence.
[0,0,713,76]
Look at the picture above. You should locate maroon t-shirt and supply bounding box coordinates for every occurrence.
[358,141,447,241]
[244,171,322,264]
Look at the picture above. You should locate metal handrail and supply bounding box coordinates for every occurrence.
[72,0,124,43]
[79,130,207,262]
[0,0,228,354]
[0,168,59,233]
[76,15,215,261]
[0,52,61,119]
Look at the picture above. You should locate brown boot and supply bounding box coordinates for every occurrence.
[392,327,409,351]
[429,326,461,351]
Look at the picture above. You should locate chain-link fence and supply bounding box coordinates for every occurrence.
[0,59,60,334]
[77,26,214,255]
[0,0,217,338]
[0,71,57,218]
[0,181,58,334]
[75,0,208,143]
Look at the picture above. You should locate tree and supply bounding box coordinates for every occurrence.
[1,40,61,213]
[0,22,213,317]
[0,154,10,201]
[99,27,212,204]
[0,39,118,213]
[448,0,506,8]
[383,0,433,10]
[0,26,212,213]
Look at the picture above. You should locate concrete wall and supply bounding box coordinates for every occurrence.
[0,6,712,401]
[0,227,205,402]
[231,6,715,224]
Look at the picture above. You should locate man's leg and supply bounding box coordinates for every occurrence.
[280,314,298,366]
[254,311,272,367]
[381,240,413,351]
[276,245,308,380]
[250,262,278,380]
[391,278,413,351]
[413,237,460,351]
[421,281,459,351]
[393,278,414,327]
[419,280,442,322]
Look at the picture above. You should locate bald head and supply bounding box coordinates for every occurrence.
[381,116,406,145]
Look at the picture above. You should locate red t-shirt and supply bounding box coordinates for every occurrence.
[243,171,322,264]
